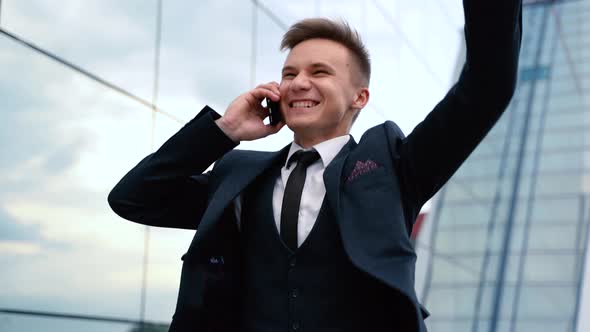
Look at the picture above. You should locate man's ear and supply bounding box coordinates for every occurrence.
[352,87,370,110]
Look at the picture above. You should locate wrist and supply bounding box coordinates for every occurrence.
[215,117,240,143]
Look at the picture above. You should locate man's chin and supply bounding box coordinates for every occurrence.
[285,119,315,133]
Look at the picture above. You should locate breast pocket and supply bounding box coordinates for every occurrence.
[344,167,392,191]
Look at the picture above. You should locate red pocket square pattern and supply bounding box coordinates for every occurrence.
[346,160,381,182]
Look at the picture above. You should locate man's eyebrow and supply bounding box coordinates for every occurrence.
[309,62,334,70]
[282,62,335,73]
[282,65,297,73]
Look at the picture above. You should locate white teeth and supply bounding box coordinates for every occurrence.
[291,101,318,108]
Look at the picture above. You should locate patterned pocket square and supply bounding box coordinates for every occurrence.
[346,159,381,183]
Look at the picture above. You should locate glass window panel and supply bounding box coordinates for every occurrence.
[515,173,535,201]
[538,151,585,172]
[2,0,157,101]
[478,284,496,319]
[468,142,510,161]
[539,128,586,151]
[523,254,577,283]
[0,31,152,320]
[495,320,515,332]
[507,138,526,160]
[312,0,366,28]
[443,184,487,202]
[514,321,570,332]
[528,224,578,250]
[261,0,317,22]
[555,43,590,60]
[527,106,545,132]
[426,320,471,332]
[483,256,503,285]
[550,79,583,96]
[366,12,452,135]
[517,286,576,318]
[430,255,483,283]
[425,286,478,317]
[425,286,517,320]
[475,319,491,332]
[254,10,286,84]
[156,0,252,120]
[534,174,584,196]
[453,156,504,179]
[498,287,525,322]
[438,202,494,228]
[0,314,139,332]
[505,224,527,255]
[444,179,499,202]
[436,225,506,255]
[548,93,584,110]
[539,20,557,65]
[543,111,587,129]
[529,197,580,223]
[442,195,514,231]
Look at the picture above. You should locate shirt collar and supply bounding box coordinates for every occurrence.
[285,135,351,169]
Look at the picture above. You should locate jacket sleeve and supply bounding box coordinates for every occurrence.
[394,0,523,214]
[107,106,239,230]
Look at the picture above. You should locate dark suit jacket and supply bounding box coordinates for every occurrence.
[108,1,522,331]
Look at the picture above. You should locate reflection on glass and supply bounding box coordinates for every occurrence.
[2,0,158,101]
[0,33,152,320]
[0,314,138,332]
[418,1,590,331]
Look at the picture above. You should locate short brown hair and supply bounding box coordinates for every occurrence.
[280,18,371,86]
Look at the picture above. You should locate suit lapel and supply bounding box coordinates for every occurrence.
[192,135,356,247]
[323,137,357,221]
[193,144,290,243]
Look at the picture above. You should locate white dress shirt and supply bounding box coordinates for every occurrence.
[234,135,350,247]
[273,135,350,247]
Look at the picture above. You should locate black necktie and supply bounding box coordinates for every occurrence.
[280,149,321,251]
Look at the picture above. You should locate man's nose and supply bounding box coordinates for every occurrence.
[290,73,312,91]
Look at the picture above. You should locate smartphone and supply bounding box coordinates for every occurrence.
[265,97,283,125]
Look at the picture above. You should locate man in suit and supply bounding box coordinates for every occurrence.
[108,1,522,331]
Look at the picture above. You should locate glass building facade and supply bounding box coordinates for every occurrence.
[0,1,466,331]
[416,0,590,331]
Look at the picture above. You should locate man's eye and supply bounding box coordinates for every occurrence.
[283,73,295,78]
[314,70,328,75]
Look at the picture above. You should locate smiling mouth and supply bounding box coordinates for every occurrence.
[289,100,320,109]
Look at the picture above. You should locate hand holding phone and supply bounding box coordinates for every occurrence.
[217,82,283,142]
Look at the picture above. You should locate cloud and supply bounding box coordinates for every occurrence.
[0,205,71,254]
[0,111,92,200]
[42,135,90,174]
[0,208,41,242]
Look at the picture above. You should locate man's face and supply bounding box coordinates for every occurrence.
[279,38,367,142]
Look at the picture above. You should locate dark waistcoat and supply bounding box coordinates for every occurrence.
[239,163,397,332]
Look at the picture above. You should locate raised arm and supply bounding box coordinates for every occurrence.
[394,0,523,212]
